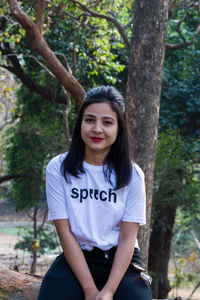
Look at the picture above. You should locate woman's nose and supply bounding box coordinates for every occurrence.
[92,121,102,133]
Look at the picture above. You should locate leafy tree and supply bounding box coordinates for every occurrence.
[148,2,200,296]
[4,84,66,272]
[1,0,199,267]
[15,227,59,256]
[149,129,200,298]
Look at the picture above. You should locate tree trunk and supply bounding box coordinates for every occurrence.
[30,206,38,274]
[148,203,177,299]
[125,0,169,267]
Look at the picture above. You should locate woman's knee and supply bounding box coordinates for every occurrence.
[37,254,84,300]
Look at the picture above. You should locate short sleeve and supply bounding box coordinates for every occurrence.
[122,163,146,225]
[46,155,68,221]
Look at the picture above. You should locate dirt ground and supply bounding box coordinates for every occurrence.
[0,232,57,276]
[0,197,56,276]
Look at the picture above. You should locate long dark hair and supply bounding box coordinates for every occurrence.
[61,86,132,190]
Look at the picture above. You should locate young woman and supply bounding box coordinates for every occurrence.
[37,86,152,300]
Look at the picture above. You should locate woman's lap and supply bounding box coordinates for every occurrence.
[37,254,84,300]
[37,248,152,300]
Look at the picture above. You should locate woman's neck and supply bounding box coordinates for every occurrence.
[84,149,108,166]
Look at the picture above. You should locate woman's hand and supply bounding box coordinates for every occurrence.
[94,289,113,300]
[84,287,99,300]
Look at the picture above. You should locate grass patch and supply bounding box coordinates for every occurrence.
[0,227,24,235]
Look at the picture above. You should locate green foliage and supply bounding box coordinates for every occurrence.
[160,53,200,138]
[1,0,132,91]
[4,86,66,210]
[153,129,200,209]
[172,209,200,256]
[15,227,59,255]
[161,2,200,139]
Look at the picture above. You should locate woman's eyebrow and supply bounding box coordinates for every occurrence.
[83,113,115,121]
[102,116,115,121]
[83,113,95,118]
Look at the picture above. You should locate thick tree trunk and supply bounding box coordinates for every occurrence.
[125,0,169,267]
[148,203,177,299]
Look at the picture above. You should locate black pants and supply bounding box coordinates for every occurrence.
[37,247,152,300]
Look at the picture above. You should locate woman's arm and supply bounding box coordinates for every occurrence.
[95,221,139,300]
[54,219,99,300]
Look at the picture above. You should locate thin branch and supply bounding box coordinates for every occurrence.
[36,208,48,234]
[166,24,200,50]
[69,0,130,49]
[123,18,134,30]
[2,53,55,78]
[191,230,200,251]
[89,0,104,9]
[46,1,80,25]
[72,15,89,75]
[187,281,200,300]
[26,210,34,221]
[1,14,18,27]
[169,0,179,9]
[62,86,72,145]
[55,52,72,74]
[35,0,46,33]
[176,1,194,43]
[0,121,10,131]
[0,53,67,105]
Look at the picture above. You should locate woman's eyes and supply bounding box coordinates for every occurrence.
[85,118,94,123]
[103,120,112,125]
[84,118,112,125]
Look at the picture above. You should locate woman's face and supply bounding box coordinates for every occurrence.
[81,102,118,161]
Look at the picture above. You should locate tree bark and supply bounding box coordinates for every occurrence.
[0,174,21,183]
[148,203,177,299]
[0,262,41,299]
[125,0,169,267]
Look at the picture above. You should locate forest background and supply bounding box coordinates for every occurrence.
[0,1,200,299]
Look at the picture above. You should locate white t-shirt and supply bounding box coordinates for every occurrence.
[46,152,146,251]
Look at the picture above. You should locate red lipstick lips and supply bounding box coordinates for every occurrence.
[91,137,103,142]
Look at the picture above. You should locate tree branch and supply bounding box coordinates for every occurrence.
[176,1,194,43]
[72,15,89,75]
[62,87,72,145]
[191,230,200,251]
[0,174,21,184]
[123,18,134,30]
[187,281,200,300]
[35,0,46,34]
[7,0,85,105]
[69,0,131,49]
[0,43,68,104]
[166,24,200,50]
[26,210,34,221]
[36,208,48,234]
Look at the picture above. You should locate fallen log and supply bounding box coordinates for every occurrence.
[0,263,184,300]
[0,262,41,300]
